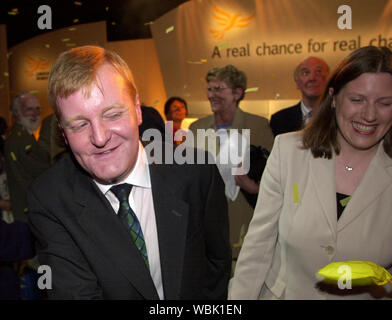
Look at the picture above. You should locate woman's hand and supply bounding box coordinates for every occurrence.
[235,174,259,194]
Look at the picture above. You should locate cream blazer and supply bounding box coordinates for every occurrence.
[229,132,392,299]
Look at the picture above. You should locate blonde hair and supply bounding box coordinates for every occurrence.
[48,45,137,119]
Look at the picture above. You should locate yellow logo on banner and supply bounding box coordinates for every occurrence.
[24,55,50,77]
[210,4,255,40]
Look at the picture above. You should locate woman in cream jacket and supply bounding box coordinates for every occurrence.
[229,46,392,300]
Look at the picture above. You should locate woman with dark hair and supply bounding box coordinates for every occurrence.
[164,96,188,145]
[230,46,392,300]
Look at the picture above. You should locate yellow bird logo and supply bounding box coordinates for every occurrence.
[24,55,50,77]
[210,4,255,40]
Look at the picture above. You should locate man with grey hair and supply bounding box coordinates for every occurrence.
[4,92,50,221]
[269,56,329,136]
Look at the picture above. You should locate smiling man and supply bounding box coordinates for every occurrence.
[27,46,231,300]
[269,56,330,136]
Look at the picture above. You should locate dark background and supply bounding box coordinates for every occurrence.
[0,0,190,48]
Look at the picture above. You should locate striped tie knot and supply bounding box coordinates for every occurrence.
[110,183,133,203]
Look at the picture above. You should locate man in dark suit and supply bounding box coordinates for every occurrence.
[27,45,231,299]
[0,220,35,299]
[269,56,329,136]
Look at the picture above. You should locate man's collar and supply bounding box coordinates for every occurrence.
[94,142,151,195]
[300,100,312,117]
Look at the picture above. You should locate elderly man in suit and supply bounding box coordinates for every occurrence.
[28,46,231,299]
[269,56,329,136]
[4,92,51,222]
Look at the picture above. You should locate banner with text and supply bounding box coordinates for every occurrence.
[151,0,392,115]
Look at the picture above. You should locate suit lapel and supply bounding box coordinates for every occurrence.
[338,144,392,231]
[194,116,219,156]
[230,108,244,130]
[149,163,189,300]
[293,103,304,130]
[196,109,245,155]
[309,153,338,239]
[73,169,159,299]
[215,108,244,156]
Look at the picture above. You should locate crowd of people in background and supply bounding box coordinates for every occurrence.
[1,44,392,300]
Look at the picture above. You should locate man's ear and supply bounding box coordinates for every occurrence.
[135,94,142,126]
[57,119,69,146]
[61,130,69,145]
[12,107,20,122]
[234,88,244,101]
[295,77,301,91]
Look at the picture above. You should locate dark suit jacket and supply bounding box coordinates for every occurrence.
[269,102,303,137]
[0,220,35,299]
[39,114,68,163]
[27,151,231,300]
[139,106,165,138]
[4,123,51,221]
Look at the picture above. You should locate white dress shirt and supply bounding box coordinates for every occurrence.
[300,101,313,124]
[94,142,164,300]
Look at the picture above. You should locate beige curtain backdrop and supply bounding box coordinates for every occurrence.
[5,22,167,122]
[7,21,107,119]
[151,0,392,118]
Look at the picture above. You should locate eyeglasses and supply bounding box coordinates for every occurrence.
[207,86,231,93]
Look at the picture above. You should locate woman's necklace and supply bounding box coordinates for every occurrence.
[338,149,376,173]
[337,156,357,173]
[345,165,353,172]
